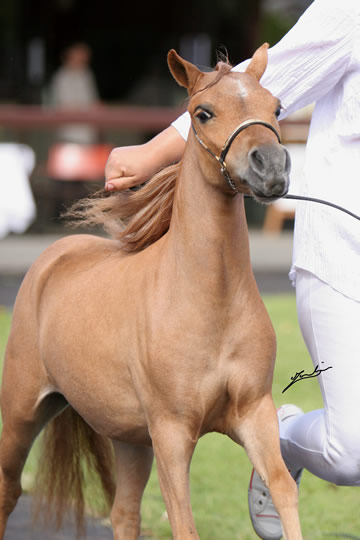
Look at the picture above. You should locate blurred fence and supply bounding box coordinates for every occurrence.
[0,104,309,138]
[0,105,185,132]
[0,106,309,231]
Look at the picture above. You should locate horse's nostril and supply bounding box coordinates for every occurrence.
[249,149,266,175]
[284,147,291,174]
[271,180,288,196]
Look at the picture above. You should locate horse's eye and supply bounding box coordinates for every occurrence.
[275,105,282,118]
[196,109,213,124]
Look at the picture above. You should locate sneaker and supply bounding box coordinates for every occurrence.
[248,404,304,539]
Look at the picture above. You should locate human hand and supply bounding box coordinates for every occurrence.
[105,144,157,191]
[105,127,186,192]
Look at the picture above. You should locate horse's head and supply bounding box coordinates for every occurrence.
[168,45,290,202]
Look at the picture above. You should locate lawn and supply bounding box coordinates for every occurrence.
[0,296,359,539]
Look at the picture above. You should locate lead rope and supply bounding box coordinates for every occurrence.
[244,193,360,221]
[259,194,360,222]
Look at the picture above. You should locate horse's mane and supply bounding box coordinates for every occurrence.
[65,162,179,253]
[65,57,233,254]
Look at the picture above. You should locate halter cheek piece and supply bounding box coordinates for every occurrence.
[191,118,281,193]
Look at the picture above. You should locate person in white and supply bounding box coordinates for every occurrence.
[104,0,360,536]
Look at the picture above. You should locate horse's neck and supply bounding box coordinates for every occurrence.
[164,149,253,296]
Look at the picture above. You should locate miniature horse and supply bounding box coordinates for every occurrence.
[0,45,302,539]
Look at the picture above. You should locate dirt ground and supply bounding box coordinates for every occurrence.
[5,494,113,540]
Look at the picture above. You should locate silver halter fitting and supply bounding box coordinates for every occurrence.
[191,118,281,193]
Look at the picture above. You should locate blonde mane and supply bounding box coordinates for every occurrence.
[65,162,179,253]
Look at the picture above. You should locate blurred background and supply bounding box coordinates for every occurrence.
[0,0,314,305]
[0,0,312,231]
[1,0,312,105]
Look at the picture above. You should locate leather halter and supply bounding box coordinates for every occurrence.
[191,118,281,193]
[191,117,360,221]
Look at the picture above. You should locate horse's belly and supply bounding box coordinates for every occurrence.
[63,380,150,444]
[76,400,151,445]
[43,336,150,443]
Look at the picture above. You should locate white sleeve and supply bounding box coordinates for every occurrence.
[172,0,357,137]
[235,0,357,118]
[171,110,191,140]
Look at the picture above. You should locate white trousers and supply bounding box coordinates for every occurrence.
[279,269,360,486]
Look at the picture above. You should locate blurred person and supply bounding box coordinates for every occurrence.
[104,0,360,537]
[49,42,101,144]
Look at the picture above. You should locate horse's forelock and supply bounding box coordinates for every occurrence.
[189,61,233,98]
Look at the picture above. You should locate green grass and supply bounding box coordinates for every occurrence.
[0,297,359,539]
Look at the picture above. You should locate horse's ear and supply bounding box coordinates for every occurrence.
[245,43,269,81]
[167,49,203,94]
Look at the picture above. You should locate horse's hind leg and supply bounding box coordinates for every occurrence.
[229,396,302,540]
[110,441,153,540]
[0,358,67,539]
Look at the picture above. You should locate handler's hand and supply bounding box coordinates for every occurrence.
[105,144,157,191]
[105,127,186,192]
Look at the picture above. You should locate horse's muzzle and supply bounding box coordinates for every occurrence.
[247,144,291,201]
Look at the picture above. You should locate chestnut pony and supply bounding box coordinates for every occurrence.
[0,46,302,539]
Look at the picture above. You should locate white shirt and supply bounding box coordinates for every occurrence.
[172,0,360,301]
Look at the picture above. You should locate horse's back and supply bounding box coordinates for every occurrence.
[12,233,133,347]
[5,234,118,359]
[28,233,123,283]
[9,234,120,330]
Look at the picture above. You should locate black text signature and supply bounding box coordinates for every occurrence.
[282,363,333,393]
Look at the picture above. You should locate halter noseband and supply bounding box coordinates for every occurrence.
[191,118,281,193]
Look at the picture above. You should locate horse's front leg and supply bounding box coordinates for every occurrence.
[228,395,303,540]
[149,419,199,539]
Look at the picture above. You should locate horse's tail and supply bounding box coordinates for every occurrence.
[34,406,115,537]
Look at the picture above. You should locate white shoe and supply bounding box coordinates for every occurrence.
[248,404,304,540]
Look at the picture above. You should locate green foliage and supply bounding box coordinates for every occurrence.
[258,12,294,48]
[0,298,359,538]
[0,307,11,360]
